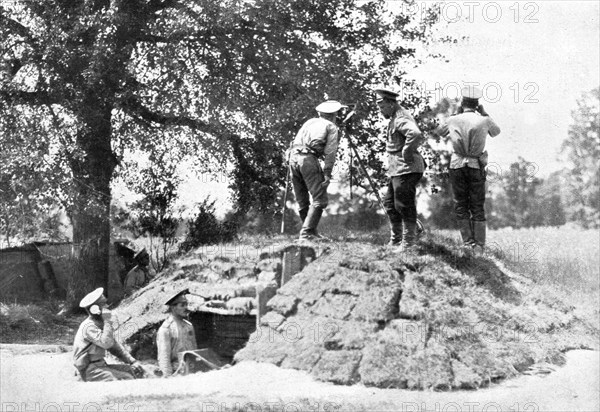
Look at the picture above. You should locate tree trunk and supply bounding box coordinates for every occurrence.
[67,107,116,310]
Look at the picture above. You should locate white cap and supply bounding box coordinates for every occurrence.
[315,100,345,113]
[79,287,104,308]
[461,85,483,100]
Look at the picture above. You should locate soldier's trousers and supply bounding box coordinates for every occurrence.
[383,173,423,224]
[449,166,486,221]
[290,153,328,210]
[84,360,135,382]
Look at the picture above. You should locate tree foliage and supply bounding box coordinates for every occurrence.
[487,158,563,229]
[1,0,445,306]
[561,87,600,228]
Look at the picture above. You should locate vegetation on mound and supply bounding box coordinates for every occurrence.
[235,235,599,390]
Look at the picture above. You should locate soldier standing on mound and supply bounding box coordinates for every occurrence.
[289,100,345,241]
[374,88,426,250]
[438,86,501,253]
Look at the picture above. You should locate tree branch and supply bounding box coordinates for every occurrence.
[147,0,178,13]
[0,89,51,106]
[0,7,38,47]
[120,97,222,136]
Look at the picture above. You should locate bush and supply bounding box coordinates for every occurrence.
[178,199,238,253]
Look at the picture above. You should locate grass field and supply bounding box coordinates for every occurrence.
[486,226,599,311]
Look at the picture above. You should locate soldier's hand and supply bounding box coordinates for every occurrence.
[321,176,331,188]
[477,104,489,116]
[101,309,112,321]
[131,361,144,376]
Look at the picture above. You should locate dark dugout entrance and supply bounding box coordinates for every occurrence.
[128,245,315,366]
[190,310,257,362]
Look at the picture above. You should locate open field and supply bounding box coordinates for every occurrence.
[486,226,600,318]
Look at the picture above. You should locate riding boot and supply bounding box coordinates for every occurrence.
[458,219,474,246]
[299,207,309,225]
[299,207,324,241]
[388,221,403,246]
[472,220,486,254]
[400,220,418,250]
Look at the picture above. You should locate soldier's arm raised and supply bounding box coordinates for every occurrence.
[487,116,501,137]
[82,319,115,349]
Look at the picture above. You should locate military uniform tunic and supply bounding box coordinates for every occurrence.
[382,107,425,225]
[290,117,340,210]
[385,107,425,177]
[156,314,197,376]
[446,110,501,170]
[123,265,150,295]
[72,316,136,381]
[445,109,501,221]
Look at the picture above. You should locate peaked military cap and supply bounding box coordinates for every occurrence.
[165,288,190,306]
[134,248,149,260]
[374,88,399,102]
[461,86,483,100]
[80,287,104,308]
[315,100,345,113]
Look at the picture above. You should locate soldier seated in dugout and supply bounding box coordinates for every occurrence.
[157,289,229,377]
[123,248,153,296]
[73,287,145,382]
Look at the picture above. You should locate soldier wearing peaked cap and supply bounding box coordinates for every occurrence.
[123,248,153,296]
[374,88,426,249]
[289,100,345,241]
[72,288,144,381]
[436,85,501,253]
[156,289,198,377]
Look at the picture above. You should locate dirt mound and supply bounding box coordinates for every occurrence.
[234,236,599,390]
[113,239,298,359]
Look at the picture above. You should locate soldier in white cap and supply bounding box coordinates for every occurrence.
[289,100,345,240]
[156,289,198,377]
[72,287,144,381]
[438,85,501,252]
[374,88,426,249]
[123,248,152,296]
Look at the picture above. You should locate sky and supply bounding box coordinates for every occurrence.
[113,1,600,216]
[410,0,600,177]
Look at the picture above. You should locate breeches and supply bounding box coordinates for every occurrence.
[383,173,423,224]
[290,154,328,210]
[449,167,486,221]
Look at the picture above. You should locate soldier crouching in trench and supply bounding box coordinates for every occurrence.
[157,289,229,377]
[156,289,197,377]
[73,287,144,381]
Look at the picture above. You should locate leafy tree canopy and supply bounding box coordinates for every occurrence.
[1,0,446,304]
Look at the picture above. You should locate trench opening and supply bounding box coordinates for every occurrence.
[189,311,256,363]
[128,245,316,367]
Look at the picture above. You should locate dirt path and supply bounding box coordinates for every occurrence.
[1,345,598,411]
